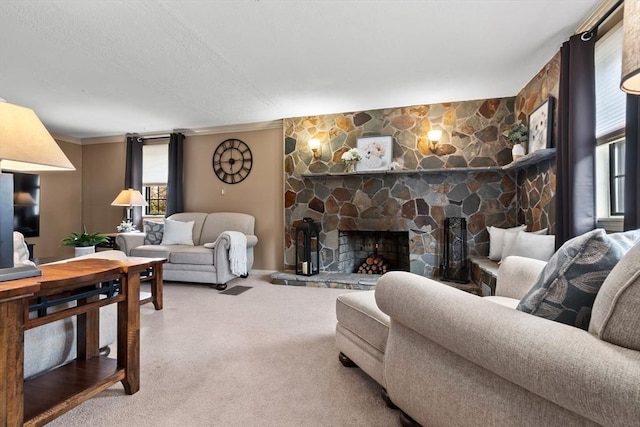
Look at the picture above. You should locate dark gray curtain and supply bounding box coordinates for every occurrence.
[624,95,640,231]
[125,135,143,230]
[166,132,185,217]
[555,33,597,249]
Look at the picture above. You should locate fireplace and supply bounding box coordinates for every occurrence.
[338,230,410,274]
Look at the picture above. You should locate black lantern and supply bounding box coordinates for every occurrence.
[440,217,469,283]
[295,217,320,276]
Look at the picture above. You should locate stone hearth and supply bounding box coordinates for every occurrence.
[270,271,480,294]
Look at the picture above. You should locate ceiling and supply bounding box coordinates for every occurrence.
[0,0,600,140]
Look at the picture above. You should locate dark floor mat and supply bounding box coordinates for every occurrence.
[220,285,253,295]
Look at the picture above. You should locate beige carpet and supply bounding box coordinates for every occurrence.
[48,276,399,426]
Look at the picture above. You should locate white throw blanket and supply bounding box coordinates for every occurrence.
[217,231,248,276]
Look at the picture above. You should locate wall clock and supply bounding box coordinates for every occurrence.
[212,138,253,184]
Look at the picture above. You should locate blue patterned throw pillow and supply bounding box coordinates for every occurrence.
[143,221,164,245]
[517,228,640,330]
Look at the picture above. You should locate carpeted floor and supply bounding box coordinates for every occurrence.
[48,276,399,426]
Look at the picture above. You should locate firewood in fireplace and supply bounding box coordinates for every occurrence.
[357,255,389,274]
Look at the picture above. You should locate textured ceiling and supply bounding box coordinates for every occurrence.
[0,0,599,139]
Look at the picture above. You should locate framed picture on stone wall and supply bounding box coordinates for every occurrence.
[528,96,555,154]
[356,135,393,172]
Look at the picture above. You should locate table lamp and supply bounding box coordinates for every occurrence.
[111,188,148,223]
[0,100,76,281]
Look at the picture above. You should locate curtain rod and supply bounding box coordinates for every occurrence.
[581,0,623,40]
[143,135,171,141]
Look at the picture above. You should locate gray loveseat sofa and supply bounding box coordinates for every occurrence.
[116,212,257,290]
[336,243,640,426]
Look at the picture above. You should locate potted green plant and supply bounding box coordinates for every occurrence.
[502,121,529,161]
[61,227,109,257]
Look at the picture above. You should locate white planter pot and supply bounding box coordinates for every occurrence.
[75,246,96,257]
[512,143,526,161]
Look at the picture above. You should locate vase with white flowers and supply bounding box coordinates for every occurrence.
[116,220,136,232]
[502,121,528,161]
[341,148,362,173]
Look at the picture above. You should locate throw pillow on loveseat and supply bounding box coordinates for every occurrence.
[517,228,640,329]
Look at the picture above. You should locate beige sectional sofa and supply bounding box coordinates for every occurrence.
[336,244,640,426]
[116,212,257,290]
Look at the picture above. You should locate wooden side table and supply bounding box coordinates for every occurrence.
[0,258,158,426]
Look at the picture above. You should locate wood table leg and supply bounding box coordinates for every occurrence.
[151,263,163,310]
[77,294,100,360]
[117,272,140,395]
[0,299,25,427]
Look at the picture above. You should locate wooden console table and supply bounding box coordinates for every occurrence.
[0,258,160,426]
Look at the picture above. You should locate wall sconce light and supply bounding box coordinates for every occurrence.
[427,129,443,152]
[308,138,321,159]
[621,0,639,94]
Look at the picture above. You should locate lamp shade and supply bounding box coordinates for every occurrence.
[13,192,36,206]
[0,101,75,171]
[111,188,148,207]
[621,0,640,94]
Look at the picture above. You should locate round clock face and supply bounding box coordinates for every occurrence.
[212,138,253,184]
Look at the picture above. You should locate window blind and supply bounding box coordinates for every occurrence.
[595,23,626,138]
[142,143,168,185]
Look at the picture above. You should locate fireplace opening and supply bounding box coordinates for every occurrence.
[338,230,410,274]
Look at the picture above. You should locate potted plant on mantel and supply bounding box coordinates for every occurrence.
[61,227,109,257]
[503,121,529,161]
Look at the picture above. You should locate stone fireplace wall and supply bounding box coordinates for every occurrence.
[514,52,560,233]
[282,51,562,278]
[283,97,522,277]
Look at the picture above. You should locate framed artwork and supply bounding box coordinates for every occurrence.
[528,96,555,154]
[356,136,393,172]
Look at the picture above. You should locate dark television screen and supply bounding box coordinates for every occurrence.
[12,172,40,238]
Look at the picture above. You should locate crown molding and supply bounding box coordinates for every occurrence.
[51,133,82,145]
[79,119,283,145]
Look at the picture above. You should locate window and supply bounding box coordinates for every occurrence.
[594,23,626,226]
[142,142,168,216]
[145,185,167,215]
[609,139,625,216]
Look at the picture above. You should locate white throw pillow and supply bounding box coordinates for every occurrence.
[488,225,527,261]
[161,219,195,246]
[504,231,556,262]
[501,228,548,261]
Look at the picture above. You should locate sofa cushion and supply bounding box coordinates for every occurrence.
[200,212,256,245]
[167,212,209,246]
[488,225,526,261]
[130,245,171,259]
[336,291,389,354]
[483,296,520,309]
[503,231,555,262]
[143,221,164,245]
[161,218,194,245]
[589,242,640,351]
[169,246,214,265]
[517,229,640,330]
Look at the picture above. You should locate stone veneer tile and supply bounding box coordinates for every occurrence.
[283,93,555,278]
